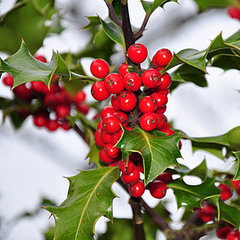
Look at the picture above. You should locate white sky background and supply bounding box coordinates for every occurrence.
[0,0,240,239]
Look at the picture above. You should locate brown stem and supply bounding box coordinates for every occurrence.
[106,2,122,27]
[134,12,151,39]
[73,124,89,144]
[129,197,146,240]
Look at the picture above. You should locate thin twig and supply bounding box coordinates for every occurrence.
[105,2,122,27]
[73,124,89,144]
[134,12,151,39]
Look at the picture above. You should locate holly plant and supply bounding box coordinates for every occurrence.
[1,0,240,240]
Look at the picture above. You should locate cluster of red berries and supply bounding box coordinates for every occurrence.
[2,55,89,132]
[91,43,178,198]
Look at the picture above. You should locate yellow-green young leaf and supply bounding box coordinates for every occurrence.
[115,127,182,185]
[233,152,240,180]
[0,41,98,88]
[168,178,220,209]
[0,0,57,54]
[45,167,119,240]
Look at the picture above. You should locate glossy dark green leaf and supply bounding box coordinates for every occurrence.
[192,0,231,12]
[168,178,220,209]
[115,126,182,185]
[233,152,240,180]
[0,97,19,109]
[45,167,119,240]
[82,16,101,41]
[212,54,240,71]
[0,0,57,54]
[187,159,208,181]
[86,144,102,168]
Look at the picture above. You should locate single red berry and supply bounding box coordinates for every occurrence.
[74,90,86,103]
[152,54,164,71]
[34,55,47,63]
[156,172,173,184]
[94,129,105,147]
[226,230,240,240]
[2,73,14,87]
[102,116,121,134]
[198,205,215,223]
[127,43,148,64]
[129,180,145,198]
[129,152,142,162]
[118,91,137,112]
[156,105,167,114]
[121,166,140,184]
[139,112,158,131]
[231,179,240,190]
[99,148,115,164]
[124,72,142,92]
[111,129,123,145]
[91,81,110,101]
[31,81,49,94]
[111,95,120,111]
[100,105,116,120]
[118,62,129,77]
[139,96,157,113]
[76,102,90,115]
[142,68,161,88]
[149,180,167,199]
[100,129,112,144]
[13,84,33,102]
[61,121,71,130]
[90,59,109,78]
[46,120,59,132]
[33,114,48,128]
[155,49,172,67]
[228,7,240,20]
[216,227,232,240]
[104,143,121,158]
[120,159,135,174]
[104,73,124,94]
[156,73,172,90]
[56,105,70,119]
[113,111,128,123]
[218,184,233,201]
[151,92,168,109]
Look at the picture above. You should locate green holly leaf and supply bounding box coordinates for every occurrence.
[45,167,119,240]
[82,16,101,41]
[233,152,240,180]
[163,31,240,75]
[115,127,182,185]
[168,178,220,209]
[212,54,240,71]
[141,0,178,14]
[192,0,235,12]
[187,159,208,181]
[0,0,57,54]
[86,144,102,168]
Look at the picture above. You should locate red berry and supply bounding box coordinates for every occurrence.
[155,49,172,67]
[100,129,112,144]
[216,227,232,240]
[139,112,158,131]
[121,166,140,184]
[228,7,240,20]
[129,180,145,198]
[61,121,71,130]
[76,102,90,115]
[2,73,14,87]
[104,143,121,158]
[156,73,172,90]
[90,59,109,78]
[100,105,116,120]
[56,105,70,119]
[91,81,110,101]
[120,159,135,174]
[46,120,59,131]
[31,81,48,94]
[111,129,123,145]
[104,73,124,94]
[102,116,121,134]
[149,180,167,199]
[142,68,161,88]
[34,55,47,63]
[139,96,157,113]
[13,84,33,102]
[156,113,164,130]
[74,90,86,103]
[156,105,167,114]
[218,184,233,201]
[118,91,137,112]
[127,43,148,64]
[137,160,144,173]
[226,230,240,240]
[113,111,128,123]
[198,205,215,223]
[33,114,48,128]
[118,62,129,77]
[231,179,240,190]
[97,121,103,130]
[156,172,172,183]
[124,72,142,92]
[44,93,57,108]
[94,129,105,147]
[99,148,115,164]
[111,95,120,111]
[151,92,168,109]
